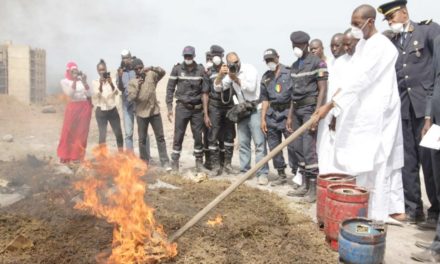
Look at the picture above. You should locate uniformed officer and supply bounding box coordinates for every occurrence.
[378,0,440,226]
[203,45,238,176]
[166,46,208,172]
[286,31,328,203]
[260,48,297,186]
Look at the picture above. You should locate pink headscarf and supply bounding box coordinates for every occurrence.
[65,61,78,80]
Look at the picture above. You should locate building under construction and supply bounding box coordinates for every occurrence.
[0,41,46,104]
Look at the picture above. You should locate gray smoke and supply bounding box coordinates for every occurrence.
[1,0,438,94]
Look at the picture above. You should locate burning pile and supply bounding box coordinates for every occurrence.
[74,146,177,263]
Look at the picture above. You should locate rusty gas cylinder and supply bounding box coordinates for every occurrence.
[324,184,369,251]
[317,174,356,229]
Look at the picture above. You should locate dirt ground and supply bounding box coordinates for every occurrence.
[0,157,335,264]
[0,77,437,263]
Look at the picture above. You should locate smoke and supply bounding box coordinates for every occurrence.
[0,0,161,93]
[1,0,439,95]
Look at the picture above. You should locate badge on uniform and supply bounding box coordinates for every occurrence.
[275,84,282,93]
[414,40,421,57]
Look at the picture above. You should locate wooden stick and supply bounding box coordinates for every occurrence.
[168,116,319,242]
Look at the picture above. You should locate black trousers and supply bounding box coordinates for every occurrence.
[402,106,437,218]
[430,149,440,252]
[292,105,317,178]
[207,104,235,164]
[95,107,123,149]
[171,103,204,160]
[137,114,170,166]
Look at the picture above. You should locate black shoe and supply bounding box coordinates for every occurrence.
[417,218,437,230]
[271,169,287,186]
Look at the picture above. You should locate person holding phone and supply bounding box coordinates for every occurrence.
[92,59,123,151]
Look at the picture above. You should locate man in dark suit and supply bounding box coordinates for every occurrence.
[411,34,440,263]
[378,0,440,227]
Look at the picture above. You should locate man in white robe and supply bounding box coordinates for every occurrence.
[317,30,359,175]
[313,4,405,222]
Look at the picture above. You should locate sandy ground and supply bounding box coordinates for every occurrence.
[0,77,437,263]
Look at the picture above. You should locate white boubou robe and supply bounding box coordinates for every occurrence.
[318,54,354,174]
[331,33,405,221]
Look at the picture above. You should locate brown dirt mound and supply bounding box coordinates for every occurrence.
[0,159,336,264]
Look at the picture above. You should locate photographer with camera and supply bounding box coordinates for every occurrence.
[92,59,123,151]
[116,49,150,157]
[216,52,269,185]
[126,58,171,169]
[203,45,238,177]
[57,61,93,163]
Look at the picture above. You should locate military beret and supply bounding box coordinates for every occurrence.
[182,46,196,56]
[131,58,144,68]
[290,31,310,44]
[377,0,407,17]
[263,48,279,60]
[209,45,224,56]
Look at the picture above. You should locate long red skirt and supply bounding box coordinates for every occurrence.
[57,100,92,162]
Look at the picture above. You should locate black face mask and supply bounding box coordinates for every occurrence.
[227,62,241,74]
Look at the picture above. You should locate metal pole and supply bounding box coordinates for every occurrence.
[168,116,318,242]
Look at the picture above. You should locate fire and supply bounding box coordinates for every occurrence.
[206,215,223,227]
[73,145,177,263]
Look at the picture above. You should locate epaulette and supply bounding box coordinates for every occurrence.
[174,63,181,67]
[419,19,433,25]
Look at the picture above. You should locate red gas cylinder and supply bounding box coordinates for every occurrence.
[316,174,356,229]
[324,184,369,251]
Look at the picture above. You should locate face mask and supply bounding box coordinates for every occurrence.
[212,56,222,66]
[267,62,277,71]
[351,19,369,39]
[293,47,304,58]
[390,22,404,33]
[184,59,193,65]
[206,61,213,69]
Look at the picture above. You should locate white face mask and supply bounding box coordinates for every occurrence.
[267,62,278,71]
[293,47,304,58]
[184,59,193,65]
[212,56,222,66]
[351,19,369,39]
[390,22,404,33]
[206,61,213,69]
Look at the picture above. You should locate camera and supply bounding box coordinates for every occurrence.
[227,63,238,74]
[103,72,110,79]
[138,72,146,81]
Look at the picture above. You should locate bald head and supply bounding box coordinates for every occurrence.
[226,52,239,63]
[330,33,345,58]
[353,4,376,20]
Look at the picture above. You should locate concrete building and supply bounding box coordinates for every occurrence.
[0,41,46,104]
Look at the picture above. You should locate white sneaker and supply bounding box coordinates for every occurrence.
[258,175,269,185]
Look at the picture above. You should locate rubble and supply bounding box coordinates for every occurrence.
[41,105,56,114]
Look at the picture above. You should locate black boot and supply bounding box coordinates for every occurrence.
[219,149,225,168]
[271,168,287,186]
[195,158,204,172]
[287,177,309,197]
[204,150,212,170]
[302,178,317,203]
[171,159,179,173]
[224,146,239,175]
[209,149,222,177]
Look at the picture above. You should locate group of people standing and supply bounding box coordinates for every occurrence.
[56,0,440,261]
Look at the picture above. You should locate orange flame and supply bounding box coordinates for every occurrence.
[206,215,223,227]
[74,145,177,263]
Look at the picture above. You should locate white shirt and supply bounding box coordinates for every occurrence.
[216,63,261,108]
[92,79,119,111]
[60,79,92,101]
[332,33,403,174]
